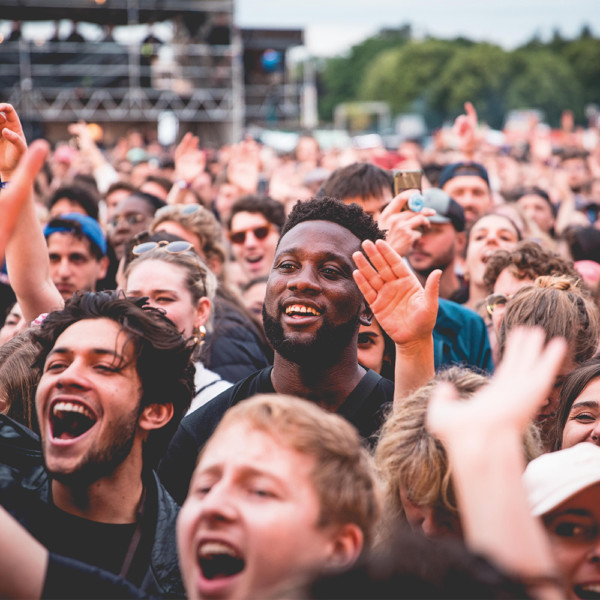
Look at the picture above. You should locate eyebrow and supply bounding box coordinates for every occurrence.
[276,247,354,269]
[46,347,125,363]
[571,400,600,410]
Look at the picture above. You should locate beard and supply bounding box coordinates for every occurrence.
[263,304,360,371]
[47,410,139,489]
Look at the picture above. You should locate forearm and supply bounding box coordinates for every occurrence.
[5,192,63,323]
[0,505,47,599]
[446,427,562,598]
[393,335,434,409]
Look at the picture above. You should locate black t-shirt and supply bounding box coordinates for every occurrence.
[158,366,394,504]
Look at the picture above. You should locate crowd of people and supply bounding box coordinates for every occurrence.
[1,97,600,599]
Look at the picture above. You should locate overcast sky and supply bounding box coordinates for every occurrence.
[236,0,600,57]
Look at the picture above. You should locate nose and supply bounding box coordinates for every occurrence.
[57,258,72,279]
[54,359,91,391]
[590,422,600,445]
[197,481,238,524]
[286,265,321,294]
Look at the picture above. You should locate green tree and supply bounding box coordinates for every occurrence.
[563,36,600,111]
[428,43,511,128]
[358,39,459,123]
[506,50,583,125]
[318,26,411,121]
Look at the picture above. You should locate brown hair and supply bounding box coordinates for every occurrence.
[498,276,600,364]
[150,205,227,273]
[0,329,41,431]
[483,241,581,293]
[200,394,381,547]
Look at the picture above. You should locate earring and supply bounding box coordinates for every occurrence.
[193,325,207,347]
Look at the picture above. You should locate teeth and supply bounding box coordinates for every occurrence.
[52,401,94,420]
[285,304,320,316]
[199,542,238,558]
[581,585,600,593]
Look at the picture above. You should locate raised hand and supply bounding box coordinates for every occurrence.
[174,132,206,186]
[0,103,27,180]
[0,139,49,263]
[427,327,567,443]
[352,239,439,346]
[453,101,480,160]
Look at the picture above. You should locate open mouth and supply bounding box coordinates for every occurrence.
[50,401,97,440]
[284,304,322,317]
[198,541,245,580]
[575,584,600,599]
[245,255,264,265]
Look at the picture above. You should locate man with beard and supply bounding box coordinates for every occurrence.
[0,291,195,596]
[406,188,466,301]
[159,196,440,504]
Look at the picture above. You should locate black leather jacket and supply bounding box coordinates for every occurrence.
[0,414,183,598]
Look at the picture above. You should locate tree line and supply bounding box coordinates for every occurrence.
[317,25,600,130]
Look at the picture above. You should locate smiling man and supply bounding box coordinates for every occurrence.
[159,196,439,504]
[227,195,285,281]
[0,291,195,596]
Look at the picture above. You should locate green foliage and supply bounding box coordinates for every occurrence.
[318,26,412,121]
[506,50,582,124]
[428,44,511,128]
[317,26,600,128]
[359,40,458,118]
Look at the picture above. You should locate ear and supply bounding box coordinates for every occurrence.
[207,256,222,277]
[138,403,174,433]
[97,256,109,280]
[194,297,211,330]
[325,523,364,571]
[455,231,467,259]
[359,301,373,327]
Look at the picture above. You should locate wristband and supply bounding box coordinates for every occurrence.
[176,179,191,190]
[0,181,9,189]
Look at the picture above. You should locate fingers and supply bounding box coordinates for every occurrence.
[464,101,477,124]
[1,128,27,153]
[424,269,442,309]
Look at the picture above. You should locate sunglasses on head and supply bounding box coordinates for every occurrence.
[485,293,510,317]
[155,204,203,219]
[228,225,273,245]
[132,240,194,256]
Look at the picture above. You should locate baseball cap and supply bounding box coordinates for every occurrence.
[44,212,107,256]
[523,443,600,517]
[438,161,490,189]
[422,188,466,232]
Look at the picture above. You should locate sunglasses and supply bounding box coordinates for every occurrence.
[132,240,194,256]
[228,225,273,245]
[485,293,510,317]
[107,212,147,229]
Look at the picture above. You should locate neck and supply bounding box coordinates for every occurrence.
[271,348,365,412]
[51,446,145,524]
[437,265,461,300]
[465,280,488,311]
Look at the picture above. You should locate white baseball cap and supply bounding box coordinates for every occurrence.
[523,443,600,517]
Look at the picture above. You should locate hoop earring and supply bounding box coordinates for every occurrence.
[193,325,207,347]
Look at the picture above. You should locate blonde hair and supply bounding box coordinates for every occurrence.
[201,394,381,548]
[124,247,218,330]
[150,205,227,273]
[374,367,542,532]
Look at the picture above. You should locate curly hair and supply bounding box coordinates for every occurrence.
[32,291,195,468]
[281,196,386,245]
[227,195,286,231]
[483,241,582,293]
